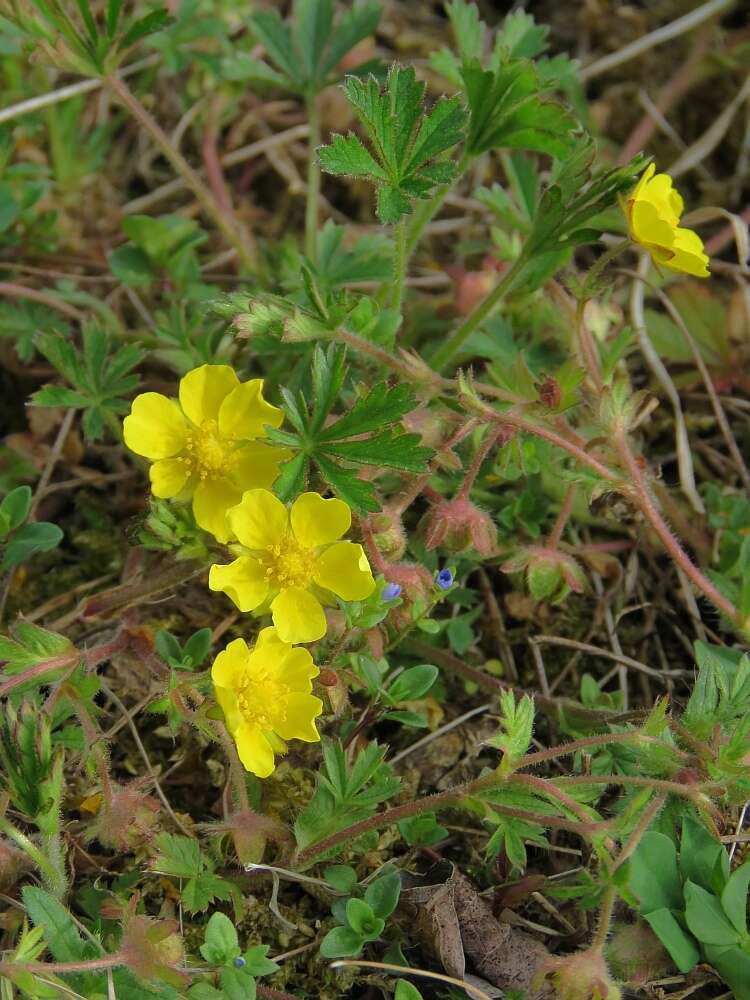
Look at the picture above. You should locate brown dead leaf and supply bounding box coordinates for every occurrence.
[401,861,552,997]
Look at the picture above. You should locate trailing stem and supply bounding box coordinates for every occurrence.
[613,427,743,630]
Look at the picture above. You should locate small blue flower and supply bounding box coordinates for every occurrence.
[233,957,247,969]
[436,568,454,590]
[382,582,402,601]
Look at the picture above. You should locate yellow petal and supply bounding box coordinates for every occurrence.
[123,393,188,460]
[639,172,681,225]
[631,162,655,200]
[214,685,243,735]
[227,489,289,550]
[254,625,286,652]
[271,587,327,643]
[313,541,375,601]
[230,442,291,493]
[290,492,351,548]
[277,646,319,690]
[664,227,710,277]
[275,692,323,742]
[209,556,269,612]
[234,724,276,777]
[630,199,676,253]
[192,478,241,543]
[179,365,239,426]
[211,637,250,689]
[218,379,284,440]
[149,458,191,498]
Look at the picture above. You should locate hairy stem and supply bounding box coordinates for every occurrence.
[591,884,617,951]
[305,93,321,264]
[391,217,408,315]
[294,771,610,868]
[404,149,472,257]
[457,427,502,500]
[613,427,742,628]
[518,730,690,768]
[547,485,576,549]
[104,74,257,272]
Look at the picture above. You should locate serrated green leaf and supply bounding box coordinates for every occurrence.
[319,64,465,223]
[318,133,387,179]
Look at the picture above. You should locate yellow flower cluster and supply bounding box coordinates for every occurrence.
[124,364,375,775]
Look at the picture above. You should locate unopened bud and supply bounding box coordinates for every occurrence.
[421,497,497,557]
[120,915,186,988]
[89,783,160,851]
[366,506,407,560]
[533,948,622,1000]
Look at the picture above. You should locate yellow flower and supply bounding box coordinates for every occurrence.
[209,489,375,643]
[212,628,323,777]
[625,163,709,278]
[123,364,289,543]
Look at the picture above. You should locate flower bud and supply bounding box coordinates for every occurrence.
[121,915,186,989]
[207,809,291,867]
[88,783,160,851]
[534,948,622,1000]
[502,546,586,604]
[607,921,672,984]
[421,498,497,557]
[366,507,407,560]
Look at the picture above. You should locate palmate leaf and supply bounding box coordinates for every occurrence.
[31,322,144,441]
[268,344,432,513]
[462,59,576,158]
[248,0,382,93]
[319,64,466,223]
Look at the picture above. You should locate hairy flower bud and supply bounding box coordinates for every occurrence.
[207,808,291,867]
[367,506,407,560]
[421,497,497,556]
[88,782,160,851]
[534,948,622,1000]
[121,915,186,988]
[607,922,672,984]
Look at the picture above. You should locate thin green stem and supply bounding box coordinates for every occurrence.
[430,252,528,372]
[305,93,322,264]
[0,815,67,899]
[405,149,473,257]
[391,217,408,315]
[104,74,257,273]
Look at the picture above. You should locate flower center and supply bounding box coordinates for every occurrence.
[236,674,288,728]
[261,536,314,591]
[182,420,232,481]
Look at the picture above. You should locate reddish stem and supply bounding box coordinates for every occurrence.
[456,427,503,500]
[613,428,741,627]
